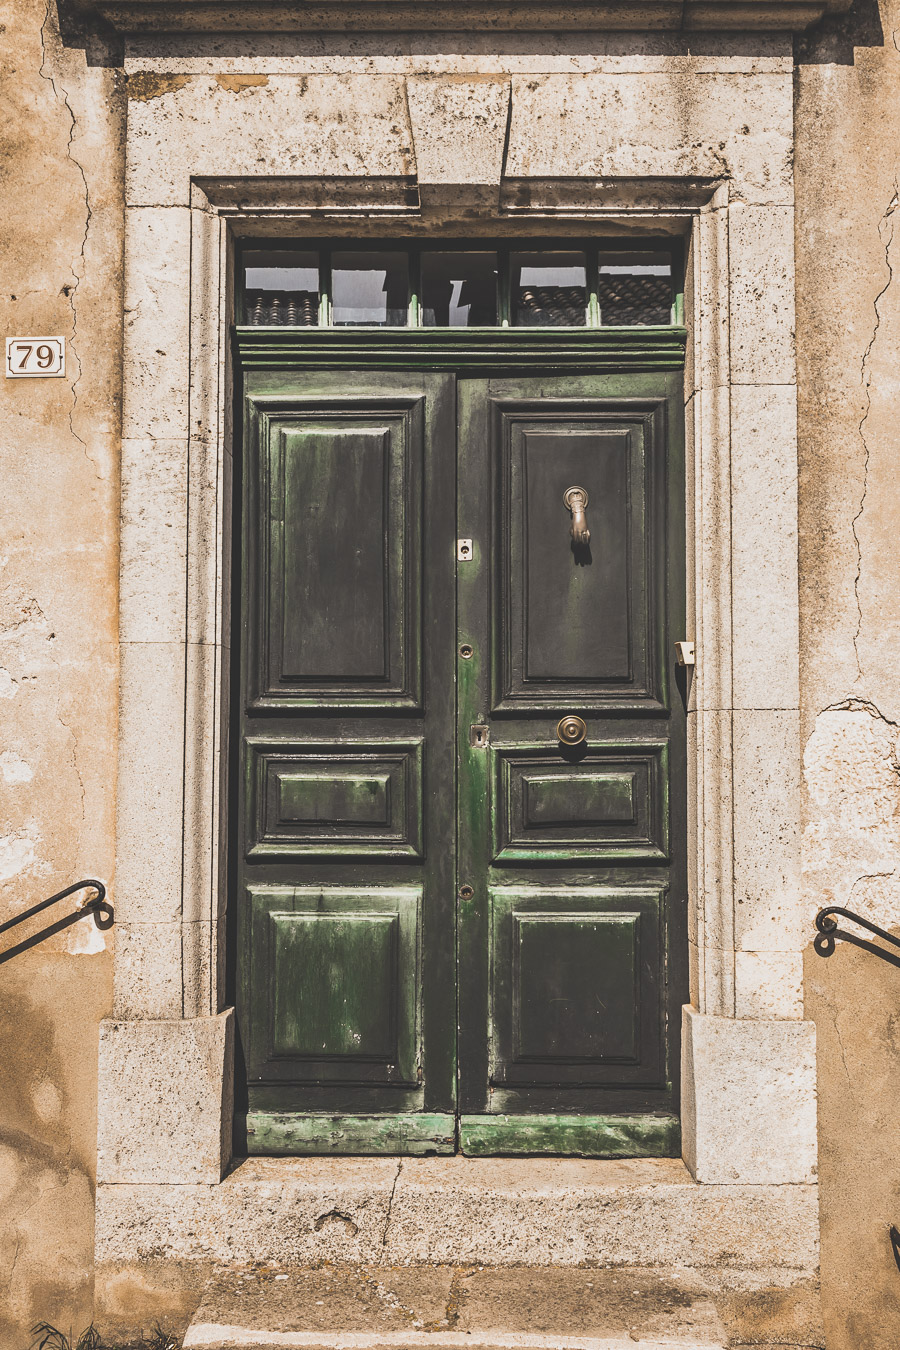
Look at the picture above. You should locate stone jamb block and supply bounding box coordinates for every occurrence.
[681,1007,817,1184]
[97,1013,234,1184]
[730,383,800,711]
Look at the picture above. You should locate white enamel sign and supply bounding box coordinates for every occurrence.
[5,336,66,378]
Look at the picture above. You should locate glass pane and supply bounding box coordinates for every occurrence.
[511,251,587,327]
[421,252,498,327]
[598,253,673,326]
[243,250,319,325]
[332,251,409,326]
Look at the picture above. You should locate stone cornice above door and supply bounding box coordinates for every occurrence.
[65,0,849,37]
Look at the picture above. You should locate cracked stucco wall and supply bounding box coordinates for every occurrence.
[796,1,900,1344]
[0,0,122,1341]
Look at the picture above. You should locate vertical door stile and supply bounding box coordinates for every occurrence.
[456,378,493,1112]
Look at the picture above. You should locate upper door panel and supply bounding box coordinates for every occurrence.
[493,399,669,713]
[244,396,423,711]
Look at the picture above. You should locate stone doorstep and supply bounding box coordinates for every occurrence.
[95,1156,820,1270]
[181,1267,728,1350]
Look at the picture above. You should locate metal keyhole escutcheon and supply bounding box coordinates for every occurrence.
[563,486,590,546]
[557,714,587,746]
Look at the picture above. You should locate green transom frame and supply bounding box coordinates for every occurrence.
[231,318,688,1159]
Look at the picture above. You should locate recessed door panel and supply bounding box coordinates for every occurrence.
[247,886,420,1086]
[493,742,668,862]
[494,400,667,712]
[489,887,666,1089]
[245,398,422,711]
[246,739,424,859]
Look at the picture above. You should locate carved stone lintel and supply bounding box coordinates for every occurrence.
[63,0,852,38]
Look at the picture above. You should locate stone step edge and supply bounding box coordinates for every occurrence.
[183,1327,726,1350]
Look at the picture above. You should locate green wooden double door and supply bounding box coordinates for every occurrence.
[235,367,686,1156]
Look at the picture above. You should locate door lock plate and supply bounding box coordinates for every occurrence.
[470,724,490,748]
[457,538,473,561]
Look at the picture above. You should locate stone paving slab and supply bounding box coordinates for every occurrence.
[181,1266,727,1350]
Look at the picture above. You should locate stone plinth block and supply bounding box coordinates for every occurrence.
[681,1007,817,1184]
[97,1011,233,1184]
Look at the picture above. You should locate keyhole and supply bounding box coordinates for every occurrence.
[459,644,474,660]
[459,884,474,900]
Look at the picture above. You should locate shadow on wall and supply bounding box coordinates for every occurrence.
[0,952,112,1348]
[795,0,885,62]
[806,933,900,1350]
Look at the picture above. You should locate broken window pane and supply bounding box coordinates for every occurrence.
[421,252,499,327]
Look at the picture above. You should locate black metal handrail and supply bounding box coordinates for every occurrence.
[814,905,900,970]
[0,879,113,965]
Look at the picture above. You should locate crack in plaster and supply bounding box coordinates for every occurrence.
[832,1007,853,1089]
[852,184,898,682]
[381,1158,403,1247]
[37,0,98,481]
[819,696,900,727]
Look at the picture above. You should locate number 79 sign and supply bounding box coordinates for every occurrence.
[5,336,66,378]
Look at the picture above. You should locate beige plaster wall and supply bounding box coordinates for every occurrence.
[796,1,900,1345]
[0,0,122,1342]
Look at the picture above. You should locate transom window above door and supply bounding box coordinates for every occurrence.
[240,243,680,329]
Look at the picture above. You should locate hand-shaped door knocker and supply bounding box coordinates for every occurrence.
[563,486,590,546]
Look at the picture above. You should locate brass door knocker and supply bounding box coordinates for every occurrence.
[563,486,590,546]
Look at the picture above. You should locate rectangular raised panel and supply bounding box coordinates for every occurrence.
[489,887,666,1089]
[281,428,387,681]
[247,887,421,1087]
[493,743,668,862]
[278,773,391,826]
[527,432,630,681]
[526,773,635,826]
[494,401,667,712]
[246,740,424,859]
[515,913,640,1062]
[246,397,422,710]
[271,912,398,1059]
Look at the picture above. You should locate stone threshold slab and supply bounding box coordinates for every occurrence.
[95,1156,819,1274]
[183,1332,723,1349]
[181,1267,727,1350]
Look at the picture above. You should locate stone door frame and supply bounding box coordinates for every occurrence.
[96,68,815,1201]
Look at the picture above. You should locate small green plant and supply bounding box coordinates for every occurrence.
[30,1323,179,1350]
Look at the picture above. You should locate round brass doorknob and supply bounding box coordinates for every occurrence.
[557,715,587,746]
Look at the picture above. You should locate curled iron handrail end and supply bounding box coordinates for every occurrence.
[74,880,114,930]
[813,905,900,963]
[74,878,107,908]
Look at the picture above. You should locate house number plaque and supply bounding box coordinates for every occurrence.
[5,336,66,378]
